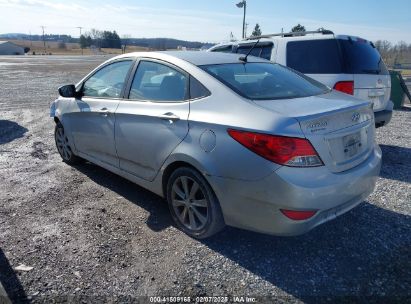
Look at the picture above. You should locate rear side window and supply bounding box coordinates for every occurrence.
[286,40,343,74]
[129,61,188,102]
[236,44,273,60]
[339,39,389,75]
[189,76,210,99]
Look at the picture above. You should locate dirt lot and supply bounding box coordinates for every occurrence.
[1,40,149,56]
[0,56,410,303]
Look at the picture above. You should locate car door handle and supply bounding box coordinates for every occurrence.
[156,112,180,122]
[98,107,111,116]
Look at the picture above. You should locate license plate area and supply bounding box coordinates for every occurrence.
[368,89,386,110]
[343,132,362,158]
[326,125,371,168]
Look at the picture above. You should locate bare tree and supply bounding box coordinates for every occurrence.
[89,28,103,50]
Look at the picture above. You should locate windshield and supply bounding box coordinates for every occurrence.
[200,63,330,100]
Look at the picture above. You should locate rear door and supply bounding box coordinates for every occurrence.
[338,38,391,111]
[114,59,190,181]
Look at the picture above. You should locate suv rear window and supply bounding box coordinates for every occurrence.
[286,39,389,75]
[287,39,343,74]
[209,45,233,53]
[200,63,330,100]
[235,44,273,60]
[339,39,389,75]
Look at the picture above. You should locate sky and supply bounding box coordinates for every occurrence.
[0,0,410,44]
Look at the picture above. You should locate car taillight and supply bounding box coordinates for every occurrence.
[280,209,317,220]
[334,81,354,95]
[227,129,323,167]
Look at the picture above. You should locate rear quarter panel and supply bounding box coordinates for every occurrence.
[162,68,304,181]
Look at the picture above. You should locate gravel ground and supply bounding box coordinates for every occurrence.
[0,56,410,303]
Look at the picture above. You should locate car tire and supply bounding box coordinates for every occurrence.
[167,167,225,239]
[54,122,82,165]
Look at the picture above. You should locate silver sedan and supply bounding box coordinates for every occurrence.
[50,51,381,238]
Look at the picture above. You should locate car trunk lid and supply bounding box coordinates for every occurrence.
[252,91,375,172]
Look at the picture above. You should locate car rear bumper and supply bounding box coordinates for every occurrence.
[374,100,393,128]
[208,144,382,236]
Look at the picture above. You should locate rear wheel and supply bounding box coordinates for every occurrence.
[54,122,82,165]
[167,167,225,239]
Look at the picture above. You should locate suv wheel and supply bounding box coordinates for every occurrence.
[167,167,225,239]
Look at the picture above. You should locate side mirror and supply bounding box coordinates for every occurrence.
[58,84,79,98]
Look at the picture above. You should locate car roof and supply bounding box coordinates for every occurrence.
[237,33,368,43]
[209,33,371,49]
[113,51,269,66]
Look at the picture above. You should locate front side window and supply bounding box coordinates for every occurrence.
[201,63,330,100]
[129,61,188,102]
[83,60,133,98]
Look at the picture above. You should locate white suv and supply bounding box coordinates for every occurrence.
[208,30,393,127]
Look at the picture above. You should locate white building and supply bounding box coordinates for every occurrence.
[0,41,25,55]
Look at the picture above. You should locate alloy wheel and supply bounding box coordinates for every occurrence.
[171,176,209,231]
[55,126,72,161]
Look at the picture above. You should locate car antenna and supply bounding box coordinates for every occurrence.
[239,38,261,62]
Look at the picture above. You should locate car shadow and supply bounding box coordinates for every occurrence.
[72,162,410,300]
[380,144,411,183]
[0,120,28,145]
[202,202,410,301]
[74,162,173,232]
[0,248,29,303]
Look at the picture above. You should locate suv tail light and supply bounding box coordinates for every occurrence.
[334,81,354,95]
[227,129,323,167]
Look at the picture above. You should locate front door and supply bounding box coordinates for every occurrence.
[115,60,190,181]
[69,59,134,167]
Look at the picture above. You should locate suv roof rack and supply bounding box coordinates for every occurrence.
[244,29,334,40]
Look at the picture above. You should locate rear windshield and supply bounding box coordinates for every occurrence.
[286,39,388,75]
[200,63,330,100]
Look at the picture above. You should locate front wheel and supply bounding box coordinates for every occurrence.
[54,122,82,165]
[167,167,225,239]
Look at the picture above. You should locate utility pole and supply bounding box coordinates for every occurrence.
[76,26,83,55]
[236,1,247,39]
[40,26,46,54]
